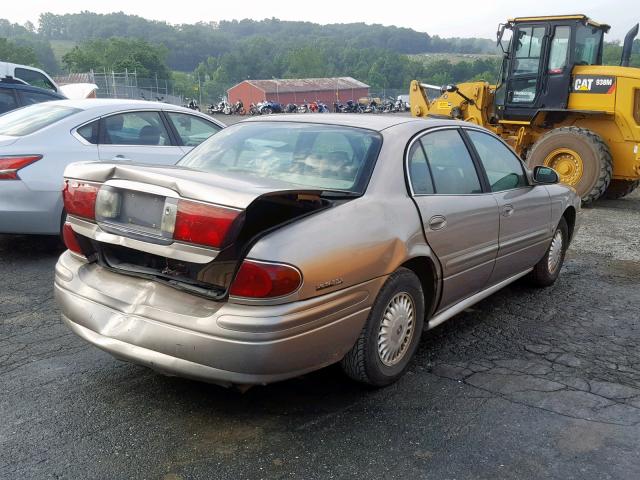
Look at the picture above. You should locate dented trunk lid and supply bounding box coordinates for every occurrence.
[64,161,334,298]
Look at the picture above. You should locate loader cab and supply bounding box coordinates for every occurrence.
[493,15,609,122]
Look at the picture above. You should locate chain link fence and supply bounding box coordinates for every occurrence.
[54,70,184,106]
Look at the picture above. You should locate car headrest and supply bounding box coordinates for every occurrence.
[139,125,161,145]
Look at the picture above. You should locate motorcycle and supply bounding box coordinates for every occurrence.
[249,103,260,115]
[259,100,284,115]
[364,99,378,114]
[316,101,329,113]
[297,101,309,113]
[227,100,245,115]
[208,98,227,114]
[285,103,298,113]
[381,98,395,113]
[341,100,363,113]
[184,98,200,111]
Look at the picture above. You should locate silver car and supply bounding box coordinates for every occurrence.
[54,115,580,387]
[0,99,223,235]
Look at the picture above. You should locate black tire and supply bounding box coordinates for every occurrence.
[605,179,640,199]
[341,268,425,387]
[527,127,612,205]
[528,217,569,287]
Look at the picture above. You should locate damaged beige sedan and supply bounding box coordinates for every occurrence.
[54,115,580,387]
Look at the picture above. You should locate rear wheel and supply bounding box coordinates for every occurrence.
[528,217,568,287]
[605,179,640,199]
[341,268,424,387]
[527,127,612,205]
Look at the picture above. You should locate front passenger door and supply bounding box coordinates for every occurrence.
[465,129,551,284]
[408,129,500,311]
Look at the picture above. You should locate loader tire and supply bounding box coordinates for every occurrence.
[605,179,640,199]
[527,127,612,205]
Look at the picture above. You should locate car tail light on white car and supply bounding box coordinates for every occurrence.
[0,155,42,180]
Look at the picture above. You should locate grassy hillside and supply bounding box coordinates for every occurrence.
[49,39,76,63]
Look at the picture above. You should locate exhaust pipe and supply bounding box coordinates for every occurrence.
[620,23,639,67]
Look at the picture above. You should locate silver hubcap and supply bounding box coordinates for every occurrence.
[377,292,415,367]
[548,229,564,274]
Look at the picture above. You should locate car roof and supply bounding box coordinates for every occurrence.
[11,98,223,126]
[37,98,179,110]
[0,81,65,98]
[239,113,467,132]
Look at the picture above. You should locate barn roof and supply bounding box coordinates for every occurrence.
[232,77,369,93]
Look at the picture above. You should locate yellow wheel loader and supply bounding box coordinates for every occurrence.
[410,15,640,203]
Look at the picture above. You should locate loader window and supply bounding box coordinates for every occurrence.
[513,26,545,75]
[548,26,571,73]
[575,26,603,65]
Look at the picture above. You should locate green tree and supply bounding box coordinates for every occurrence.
[62,38,170,78]
[284,46,327,78]
[0,37,39,66]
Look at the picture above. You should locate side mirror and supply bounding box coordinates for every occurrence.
[533,166,559,184]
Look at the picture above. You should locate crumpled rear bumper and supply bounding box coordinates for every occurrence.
[54,251,384,385]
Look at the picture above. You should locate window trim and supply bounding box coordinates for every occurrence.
[97,110,177,148]
[404,126,489,197]
[461,126,533,192]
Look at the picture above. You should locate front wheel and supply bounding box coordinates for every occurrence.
[528,217,569,287]
[341,268,425,386]
[527,127,612,204]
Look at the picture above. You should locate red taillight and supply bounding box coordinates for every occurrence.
[173,199,241,248]
[63,180,99,220]
[62,222,85,257]
[0,155,42,180]
[229,260,302,298]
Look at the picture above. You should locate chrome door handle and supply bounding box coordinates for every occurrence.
[502,205,514,217]
[428,215,447,230]
[112,155,131,161]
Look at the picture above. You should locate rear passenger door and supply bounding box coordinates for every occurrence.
[464,129,551,284]
[164,111,222,154]
[97,111,184,165]
[408,128,500,311]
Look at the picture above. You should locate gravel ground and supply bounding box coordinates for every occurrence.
[1,146,639,479]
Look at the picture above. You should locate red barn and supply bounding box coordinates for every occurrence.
[227,77,369,107]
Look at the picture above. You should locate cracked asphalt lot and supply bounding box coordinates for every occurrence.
[1,191,639,480]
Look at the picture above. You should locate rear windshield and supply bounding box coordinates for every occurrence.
[0,104,80,136]
[178,122,382,194]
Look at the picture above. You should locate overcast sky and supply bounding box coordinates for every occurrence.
[2,0,637,41]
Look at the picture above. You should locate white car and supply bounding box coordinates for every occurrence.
[0,99,224,235]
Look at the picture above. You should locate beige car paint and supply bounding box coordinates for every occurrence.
[55,115,581,385]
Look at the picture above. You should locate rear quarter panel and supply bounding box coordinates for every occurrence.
[246,121,440,303]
